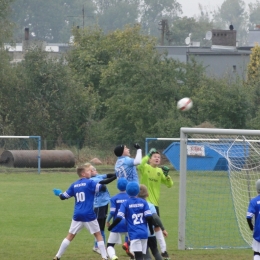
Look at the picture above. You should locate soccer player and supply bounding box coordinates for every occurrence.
[52,165,108,260]
[106,178,134,260]
[137,148,173,260]
[108,182,154,260]
[247,179,260,260]
[114,143,142,182]
[84,163,117,254]
[138,184,168,260]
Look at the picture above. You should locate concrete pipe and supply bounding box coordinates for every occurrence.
[0,150,75,168]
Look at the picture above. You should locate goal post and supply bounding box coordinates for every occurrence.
[179,128,260,250]
[0,136,41,173]
[145,128,260,250]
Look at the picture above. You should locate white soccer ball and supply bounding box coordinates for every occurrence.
[177,97,193,111]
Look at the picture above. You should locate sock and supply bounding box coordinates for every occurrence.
[124,235,129,243]
[254,255,260,260]
[155,230,166,253]
[107,246,116,259]
[97,240,107,259]
[56,238,70,258]
[94,238,98,248]
[101,230,106,244]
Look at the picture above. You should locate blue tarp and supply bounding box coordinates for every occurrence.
[163,142,249,171]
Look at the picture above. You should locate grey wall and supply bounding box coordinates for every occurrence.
[156,46,251,80]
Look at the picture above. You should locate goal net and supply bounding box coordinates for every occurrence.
[146,128,260,250]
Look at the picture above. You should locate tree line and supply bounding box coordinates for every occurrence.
[0,24,260,149]
[4,0,260,46]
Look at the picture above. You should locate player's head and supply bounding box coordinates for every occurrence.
[77,165,91,178]
[82,163,93,178]
[114,144,130,157]
[149,151,161,167]
[126,182,140,197]
[117,178,128,191]
[138,184,148,199]
[90,166,97,177]
[256,179,260,194]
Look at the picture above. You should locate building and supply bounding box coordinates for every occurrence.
[5,28,70,63]
[156,29,254,80]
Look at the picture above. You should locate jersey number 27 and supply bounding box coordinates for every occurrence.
[132,213,143,225]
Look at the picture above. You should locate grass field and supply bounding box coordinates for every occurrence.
[0,168,252,260]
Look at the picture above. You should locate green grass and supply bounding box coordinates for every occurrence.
[0,169,252,260]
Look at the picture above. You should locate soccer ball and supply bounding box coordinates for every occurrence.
[177,97,193,111]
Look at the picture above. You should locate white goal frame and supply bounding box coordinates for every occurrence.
[0,135,41,173]
[178,128,260,250]
[145,128,260,250]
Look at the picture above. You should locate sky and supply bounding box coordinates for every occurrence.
[180,0,253,17]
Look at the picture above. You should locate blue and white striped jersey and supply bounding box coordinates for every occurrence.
[115,156,139,183]
[91,174,111,208]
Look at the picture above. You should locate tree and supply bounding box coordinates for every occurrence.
[247,44,260,83]
[0,49,18,134]
[6,48,98,142]
[10,0,96,43]
[249,1,260,30]
[94,0,139,34]
[0,0,14,45]
[139,0,181,39]
[193,77,250,129]
[168,16,213,46]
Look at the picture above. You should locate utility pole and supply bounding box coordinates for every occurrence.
[158,19,172,46]
[160,19,166,46]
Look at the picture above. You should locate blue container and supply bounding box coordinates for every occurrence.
[163,142,249,171]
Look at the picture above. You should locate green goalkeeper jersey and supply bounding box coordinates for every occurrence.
[137,155,173,206]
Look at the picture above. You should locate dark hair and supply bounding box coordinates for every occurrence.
[114,145,125,157]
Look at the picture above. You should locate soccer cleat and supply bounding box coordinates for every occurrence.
[111,256,118,260]
[93,246,101,255]
[161,251,170,260]
[53,257,60,260]
[122,242,135,258]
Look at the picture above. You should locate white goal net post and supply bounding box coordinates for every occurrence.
[0,136,41,173]
[146,128,260,250]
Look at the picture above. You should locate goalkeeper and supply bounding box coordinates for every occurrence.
[247,179,260,260]
[137,148,173,260]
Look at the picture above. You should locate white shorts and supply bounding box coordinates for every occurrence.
[130,239,147,254]
[68,219,100,235]
[252,238,260,252]
[107,232,128,244]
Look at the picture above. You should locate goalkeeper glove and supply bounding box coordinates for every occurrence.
[148,148,157,158]
[134,143,141,149]
[162,166,170,177]
[53,188,62,196]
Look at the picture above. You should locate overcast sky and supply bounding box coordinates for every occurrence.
[180,0,255,17]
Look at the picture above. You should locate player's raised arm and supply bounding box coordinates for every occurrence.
[53,188,68,200]
[133,143,142,165]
